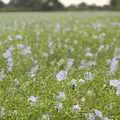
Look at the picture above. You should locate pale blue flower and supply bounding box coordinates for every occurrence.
[56,70,68,81]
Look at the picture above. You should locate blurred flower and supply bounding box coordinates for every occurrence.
[80,60,96,69]
[94,109,103,118]
[56,92,66,101]
[84,72,93,81]
[110,80,120,96]
[3,47,14,72]
[55,23,61,32]
[17,44,31,56]
[110,57,119,74]
[72,104,81,112]
[28,96,38,105]
[56,103,63,112]
[67,58,74,70]
[28,64,38,78]
[87,113,95,120]
[56,70,68,81]
[71,79,77,89]
[110,80,120,88]
[16,35,23,40]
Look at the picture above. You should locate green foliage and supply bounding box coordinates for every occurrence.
[8,0,64,11]
[110,0,120,10]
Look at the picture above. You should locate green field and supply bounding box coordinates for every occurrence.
[0,12,120,120]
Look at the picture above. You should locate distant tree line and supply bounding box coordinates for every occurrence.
[0,0,120,11]
[110,0,120,10]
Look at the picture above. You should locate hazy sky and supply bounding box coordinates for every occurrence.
[2,0,110,6]
[59,0,110,6]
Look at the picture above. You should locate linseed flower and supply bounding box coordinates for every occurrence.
[72,104,81,112]
[56,70,68,81]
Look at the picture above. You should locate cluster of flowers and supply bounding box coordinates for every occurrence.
[3,47,14,72]
[88,109,110,120]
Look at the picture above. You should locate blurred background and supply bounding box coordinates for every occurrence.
[0,0,119,11]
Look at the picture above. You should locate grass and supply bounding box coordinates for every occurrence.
[0,12,120,120]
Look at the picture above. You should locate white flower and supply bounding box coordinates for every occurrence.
[17,44,31,56]
[56,70,68,81]
[28,96,37,104]
[56,103,63,112]
[84,72,93,81]
[72,104,81,112]
[71,79,77,89]
[110,80,120,88]
[22,46,31,56]
[80,60,96,69]
[16,35,23,40]
[110,80,120,96]
[56,92,66,101]
[28,65,38,78]
[88,110,110,120]
[87,113,95,120]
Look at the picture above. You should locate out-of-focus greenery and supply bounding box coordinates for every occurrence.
[0,0,120,11]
